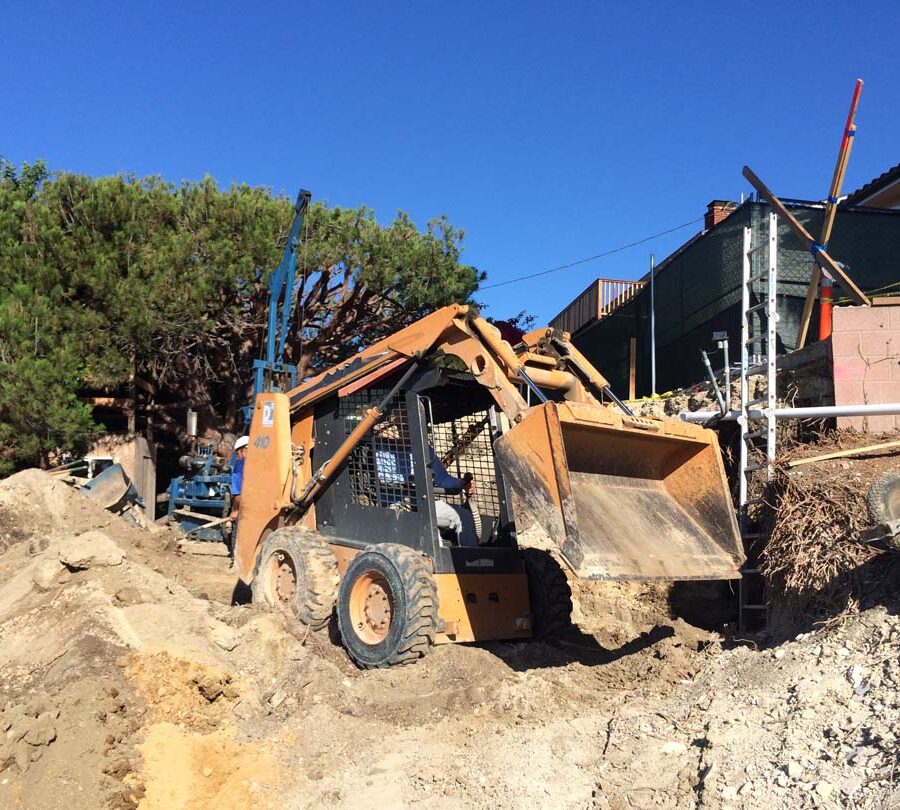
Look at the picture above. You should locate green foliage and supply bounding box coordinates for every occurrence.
[0,160,480,472]
[0,167,100,472]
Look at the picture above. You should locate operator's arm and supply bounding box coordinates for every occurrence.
[428,448,465,492]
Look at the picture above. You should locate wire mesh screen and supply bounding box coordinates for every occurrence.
[428,409,501,520]
[339,389,417,511]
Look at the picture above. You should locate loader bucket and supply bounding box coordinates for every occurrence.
[495,402,743,580]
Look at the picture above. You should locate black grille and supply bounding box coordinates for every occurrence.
[428,408,501,520]
[339,389,417,511]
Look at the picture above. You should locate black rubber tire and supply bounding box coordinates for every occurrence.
[521,547,573,641]
[867,472,900,551]
[337,544,438,669]
[867,472,900,525]
[251,527,338,630]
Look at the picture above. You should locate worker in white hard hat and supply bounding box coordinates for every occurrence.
[228,436,250,557]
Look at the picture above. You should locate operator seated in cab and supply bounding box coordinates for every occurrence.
[372,420,478,545]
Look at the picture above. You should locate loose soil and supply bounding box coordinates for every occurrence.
[0,462,898,809]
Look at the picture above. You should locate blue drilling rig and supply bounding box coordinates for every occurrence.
[166,189,312,542]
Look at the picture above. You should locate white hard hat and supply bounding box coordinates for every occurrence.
[234,436,250,450]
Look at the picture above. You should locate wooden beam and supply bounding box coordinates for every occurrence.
[786,438,900,468]
[742,166,871,307]
[171,508,222,522]
[872,297,900,307]
[798,79,864,348]
[820,79,863,248]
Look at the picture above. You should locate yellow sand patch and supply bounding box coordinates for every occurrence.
[137,722,278,810]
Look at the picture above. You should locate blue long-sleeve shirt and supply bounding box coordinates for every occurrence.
[230,457,245,497]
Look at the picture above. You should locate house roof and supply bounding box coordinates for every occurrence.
[844,162,900,206]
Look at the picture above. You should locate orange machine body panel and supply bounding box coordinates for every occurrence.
[432,572,531,644]
[234,392,294,581]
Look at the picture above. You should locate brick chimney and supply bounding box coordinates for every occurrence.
[704,200,738,230]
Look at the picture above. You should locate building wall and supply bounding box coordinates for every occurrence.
[572,202,900,397]
[832,305,900,432]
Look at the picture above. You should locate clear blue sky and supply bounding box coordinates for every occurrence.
[3,1,898,324]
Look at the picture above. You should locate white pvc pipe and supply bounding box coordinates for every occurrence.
[679,403,900,423]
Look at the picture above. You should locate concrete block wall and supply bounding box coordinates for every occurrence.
[831,305,900,432]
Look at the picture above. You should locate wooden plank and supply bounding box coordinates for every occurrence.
[742,166,871,307]
[628,337,637,400]
[872,297,900,307]
[185,514,233,532]
[798,80,863,348]
[786,439,900,468]
[820,79,863,248]
[172,508,225,523]
[134,436,156,521]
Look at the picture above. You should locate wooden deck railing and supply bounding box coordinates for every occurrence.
[550,278,646,335]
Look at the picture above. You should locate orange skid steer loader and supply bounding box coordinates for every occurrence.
[234,305,743,668]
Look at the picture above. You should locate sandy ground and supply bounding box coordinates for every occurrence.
[0,461,898,810]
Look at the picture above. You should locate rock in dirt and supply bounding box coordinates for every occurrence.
[816,781,835,799]
[114,586,147,606]
[786,761,803,780]
[31,558,68,591]
[57,530,125,570]
[24,717,57,747]
[208,621,238,652]
[195,673,227,702]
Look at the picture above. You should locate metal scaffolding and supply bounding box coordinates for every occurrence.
[738,211,778,629]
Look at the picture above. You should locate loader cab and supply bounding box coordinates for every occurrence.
[310,365,522,576]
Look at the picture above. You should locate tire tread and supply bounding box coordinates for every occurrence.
[251,527,338,630]
[339,543,438,669]
[521,547,573,641]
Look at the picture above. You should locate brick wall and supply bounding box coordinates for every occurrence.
[831,305,900,432]
[703,200,737,230]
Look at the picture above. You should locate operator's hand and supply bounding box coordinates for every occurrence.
[228,510,238,522]
[462,474,476,497]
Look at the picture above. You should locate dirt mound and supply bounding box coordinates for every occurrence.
[0,468,125,552]
[124,651,243,730]
[0,471,284,808]
[1,464,899,809]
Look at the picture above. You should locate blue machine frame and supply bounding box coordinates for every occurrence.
[169,188,312,543]
[245,188,312,424]
[166,443,233,541]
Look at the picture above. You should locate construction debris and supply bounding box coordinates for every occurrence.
[761,463,883,624]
